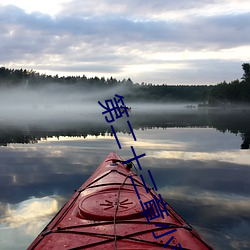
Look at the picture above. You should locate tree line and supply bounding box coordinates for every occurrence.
[208,63,250,105]
[0,63,249,104]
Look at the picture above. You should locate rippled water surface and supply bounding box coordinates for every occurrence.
[0,106,250,249]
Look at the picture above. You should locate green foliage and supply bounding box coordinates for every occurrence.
[208,63,250,104]
[0,63,250,104]
[242,63,250,82]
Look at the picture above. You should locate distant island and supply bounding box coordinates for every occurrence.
[0,63,249,105]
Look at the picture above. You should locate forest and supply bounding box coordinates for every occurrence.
[0,63,250,105]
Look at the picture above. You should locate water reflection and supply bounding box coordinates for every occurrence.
[0,108,250,149]
[1,196,59,228]
[0,109,250,249]
[0,196,62,250]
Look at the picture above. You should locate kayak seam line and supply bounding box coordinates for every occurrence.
[113,172,136,249]
[56,220,182,230]
[54,226,188,250]
[80,182,136,190]
[81,169,138,191]
[81,170,114,190]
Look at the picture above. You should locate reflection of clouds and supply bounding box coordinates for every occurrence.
[0,202,7,218]
[0,128,249,249]
[5,143,109,176]
[152,150,250,166]
[5,128,245,169]
[46,149,65,158]
[193,224,250,250]
[161,186,250,216]
[121,136,186,150]
[160,186,250,249]
[0,196,61,250]
[127,127,243,152]
[0,196,59,230]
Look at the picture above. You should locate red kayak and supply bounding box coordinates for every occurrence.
[28,152,213,249]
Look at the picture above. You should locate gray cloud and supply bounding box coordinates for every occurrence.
[1,4,249,47]
[59,0,216,18]
[0,2,249,84]
[185,13,250,49]
[39,64,121,74]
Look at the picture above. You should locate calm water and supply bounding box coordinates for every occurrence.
[0,105,250,249]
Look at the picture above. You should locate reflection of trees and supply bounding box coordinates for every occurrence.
[0,122,110,146]
[0,109,250,149]
[241,134,250,149]
[0,132,38,146]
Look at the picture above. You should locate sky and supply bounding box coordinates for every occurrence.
[0,0,250,85]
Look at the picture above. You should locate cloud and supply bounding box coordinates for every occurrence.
[3,5,248,49]
[0,1,250,84]
[58,0,239,19]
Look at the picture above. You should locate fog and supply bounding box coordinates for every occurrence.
[0,85,196,125]
[0,85,122,124]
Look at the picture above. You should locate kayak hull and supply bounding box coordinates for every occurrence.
[28,152,213,250]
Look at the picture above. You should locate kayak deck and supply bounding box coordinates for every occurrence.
[28,152,213,249]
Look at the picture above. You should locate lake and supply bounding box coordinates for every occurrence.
[0,104,250,249]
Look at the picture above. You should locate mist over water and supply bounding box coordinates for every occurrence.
[0,84,250,249]
[0,85,99,122]
[0,84,197,124]
[1,83,250,149]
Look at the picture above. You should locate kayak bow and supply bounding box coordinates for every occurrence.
[28,152,213,250]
